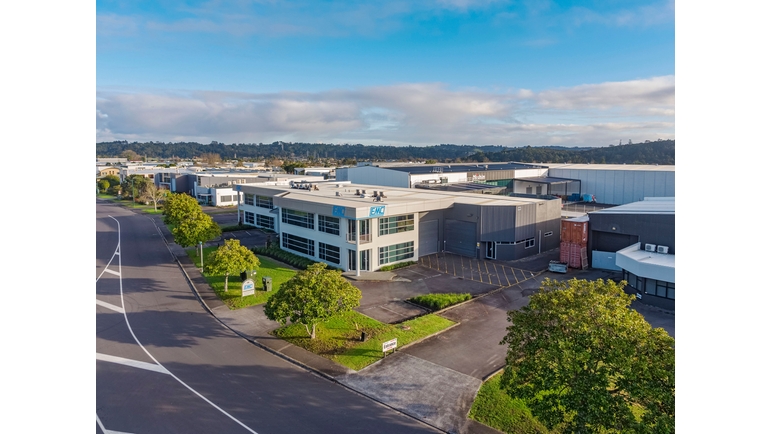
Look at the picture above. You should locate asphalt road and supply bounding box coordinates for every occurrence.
[96,200,438,434]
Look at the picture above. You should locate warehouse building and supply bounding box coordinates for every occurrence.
[545,164,675,205]
[587,197,675,310]
[236,182,562,272]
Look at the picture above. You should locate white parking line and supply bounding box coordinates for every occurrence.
[97,353,170,375]
[104,268,120,276]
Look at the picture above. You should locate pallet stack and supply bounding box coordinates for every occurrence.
[560,216,589,269]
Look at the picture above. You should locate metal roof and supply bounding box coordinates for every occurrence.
[515,176,578,185]
[589,197,675,215]
[544,163,675,171]
[372,162,545,175]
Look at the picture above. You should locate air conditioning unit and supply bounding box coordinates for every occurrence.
[644,244,657,252]
[656,245,669,254]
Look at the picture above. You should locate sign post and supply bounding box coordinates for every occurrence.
[382,338,397,357]
[241,279,255,297]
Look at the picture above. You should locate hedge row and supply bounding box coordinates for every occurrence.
[251,246,317,270]
[408,293,472,311]
[378,261,416,272]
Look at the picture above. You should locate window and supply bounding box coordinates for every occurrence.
[255,214,274,230]
[379,214,415,236]
[220,195,233,203]
[654,280,675,300]
[319,243,340,264]
[244,193,255,206]
[282,233,314,256]
[318,215,340,235]
[244,211,255,225]
[544,231,553,237]
[282,208,314,229]
[379,241,414,265]
[256,195,273,209]
[524,238,535,248]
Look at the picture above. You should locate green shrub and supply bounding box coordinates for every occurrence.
[378,261,416,271]
[220,224,245,232]
[252,246,318,270]
[408,293,472,311]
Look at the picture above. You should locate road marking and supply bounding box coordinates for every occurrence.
[96,299,124,313]
[104,268,120,276]
[101,215,259,434]
[96,413,135,434]
[97,353,170,374]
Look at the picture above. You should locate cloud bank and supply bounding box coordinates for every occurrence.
[96,76,674,147]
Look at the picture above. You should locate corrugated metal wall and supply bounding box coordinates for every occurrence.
[480,206,515,241]
[515,203,536,241]
[547,168,675,205]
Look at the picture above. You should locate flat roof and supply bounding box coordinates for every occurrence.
[590,197,675,215]
[369,162,545,175]
[516,176,579,184]
[544,163,675,171]
[239,181,554,209]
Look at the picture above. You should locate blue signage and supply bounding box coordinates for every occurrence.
[369,206,386,217]
[235,185,242,191]
[332,206,347,217]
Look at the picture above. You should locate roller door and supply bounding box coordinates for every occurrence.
[419,220,438,256]
[444,219,477,257]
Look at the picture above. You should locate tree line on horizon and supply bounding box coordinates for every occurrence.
[96,139,675,165]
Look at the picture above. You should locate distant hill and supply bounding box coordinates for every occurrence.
[466,140,674,165]
[96,140,673,165]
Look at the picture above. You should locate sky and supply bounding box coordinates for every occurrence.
[96,0,675,147]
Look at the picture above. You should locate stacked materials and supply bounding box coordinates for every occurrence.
[560,216,589,269]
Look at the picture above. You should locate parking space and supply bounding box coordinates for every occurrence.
[417,252,541,288]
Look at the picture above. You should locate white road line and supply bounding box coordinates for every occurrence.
[97,353,170,374]
[96,414,134,434]
[104,268,120,276]
[102,215,259,434]
[96,299,124,313]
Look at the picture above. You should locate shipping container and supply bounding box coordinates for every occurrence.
[561,217,589,245]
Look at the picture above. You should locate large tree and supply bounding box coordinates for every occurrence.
[162,193,221,247]
[140,183,167,211]
[204,239,260,292]
[264,263,361,339]
[500,278,675,434]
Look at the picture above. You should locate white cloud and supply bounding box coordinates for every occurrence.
[96,77,674,147]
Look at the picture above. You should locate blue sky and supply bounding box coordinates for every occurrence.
[96,0,675,147]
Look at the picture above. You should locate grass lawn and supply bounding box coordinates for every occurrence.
[187,247,298,309]
[98,195,164,214]
[272,310,455,371]
[468,373,550,434]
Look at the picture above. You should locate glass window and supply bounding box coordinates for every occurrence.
[256,195,273,209]
[256,214,274,230]
[282,233,314,256]
[319,242,340,264]
[378,241,415,265]
[244,211,255,225]
[524,238,535,248]
[318,215,340,235]
[379,214,415,236]
[282,208,315,229]
[244,194,255,206]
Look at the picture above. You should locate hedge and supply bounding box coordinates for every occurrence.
[408,293,472,311]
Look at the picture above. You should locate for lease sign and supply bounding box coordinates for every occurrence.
[382,338,397,352]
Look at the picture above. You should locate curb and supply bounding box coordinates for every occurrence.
[147,214,446,433]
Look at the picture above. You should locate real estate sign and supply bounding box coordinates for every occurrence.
[382,338,397,352]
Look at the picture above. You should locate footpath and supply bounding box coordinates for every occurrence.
[144,211,500,434]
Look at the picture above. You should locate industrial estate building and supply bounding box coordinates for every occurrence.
[236,181,562,272]
[587,197,675,310]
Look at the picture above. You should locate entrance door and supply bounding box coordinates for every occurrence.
[419,220,438,256]
[360,250,370,271]
[485,242,496,259]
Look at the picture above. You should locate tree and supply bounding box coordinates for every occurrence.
[163,193,222,247]
[500,278,674,433]
[204,239,260,292]
[141,183,168,211]
[199,152,221,165]
[264,263,361,339]
[121,175,150,201]
[97,179,110,193]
